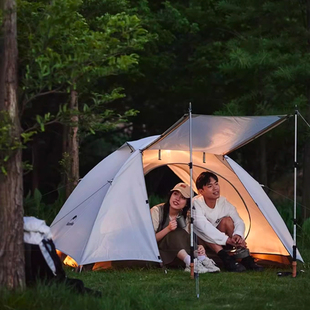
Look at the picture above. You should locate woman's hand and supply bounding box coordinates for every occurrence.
[168,219,177,231]
[197,245,206,256]
[155,219,177,242]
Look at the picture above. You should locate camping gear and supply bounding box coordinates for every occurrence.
[24,216,66,285]
[50,114,303,269]
[24,217,101,296]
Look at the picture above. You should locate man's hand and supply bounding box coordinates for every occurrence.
[226,237,237,247]
[232,234,247,248]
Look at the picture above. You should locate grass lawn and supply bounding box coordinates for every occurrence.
[1,254,309,310]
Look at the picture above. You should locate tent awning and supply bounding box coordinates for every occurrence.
[144,114,289,155]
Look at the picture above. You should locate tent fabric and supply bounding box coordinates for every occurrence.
[225,157,301,258]
[51,114,302,266]
[79,150,160,265]
[51,144,161,265]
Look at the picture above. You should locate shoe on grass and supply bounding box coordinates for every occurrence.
[201,257,220,273]
[184,259,212,274]
[241,256,264,271]
[223,255,246,272]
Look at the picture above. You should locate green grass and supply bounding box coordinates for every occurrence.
[1,257,309,310]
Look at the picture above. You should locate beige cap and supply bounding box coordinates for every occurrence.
[170,183,191,198]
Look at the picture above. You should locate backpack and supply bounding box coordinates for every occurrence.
[24,217,100,296]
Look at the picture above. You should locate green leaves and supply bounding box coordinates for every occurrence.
[0,112,23,175]
[15,0,149,166]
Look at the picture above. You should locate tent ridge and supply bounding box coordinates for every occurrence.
[142,114,189,151]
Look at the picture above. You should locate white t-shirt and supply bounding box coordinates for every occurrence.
[193,195,245,245]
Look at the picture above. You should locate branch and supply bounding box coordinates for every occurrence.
[22,85,67,110]
[23,118,61,133]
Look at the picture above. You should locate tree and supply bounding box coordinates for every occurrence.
[0,0,25,289]
[108,0,231,138]
[210,0,310,194]
[17,0,148,197]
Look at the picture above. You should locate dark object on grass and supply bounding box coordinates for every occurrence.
[24,216,101,297]
[240,255,264,272]
[277,270,304,277]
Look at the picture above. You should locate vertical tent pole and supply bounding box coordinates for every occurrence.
[292,108,298,278]
[189,103,194,277]
[189,103,199,298]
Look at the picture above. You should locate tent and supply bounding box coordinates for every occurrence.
[51,114,303,268]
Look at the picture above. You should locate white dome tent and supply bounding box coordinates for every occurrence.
[51,114,303,269]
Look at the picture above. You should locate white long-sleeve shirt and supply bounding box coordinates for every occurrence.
[193,195,245,245]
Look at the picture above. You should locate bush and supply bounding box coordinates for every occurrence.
[24,186,66,225]
[275,199,302,234]
[148,194,165,208]
[301,217,310,248]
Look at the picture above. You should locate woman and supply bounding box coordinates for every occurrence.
[151,183,220,273]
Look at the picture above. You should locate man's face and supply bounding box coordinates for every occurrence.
[198,177,220,201]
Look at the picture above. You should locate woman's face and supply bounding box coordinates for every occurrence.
[169,190,187,211]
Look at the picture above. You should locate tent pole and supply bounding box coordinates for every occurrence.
[189,103,199,298]
[189,102,194,279]
[292,108,298,278]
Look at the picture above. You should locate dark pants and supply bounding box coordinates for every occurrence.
[157,228,190,265]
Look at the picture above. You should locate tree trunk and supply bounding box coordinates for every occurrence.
[0,0,4,105]
[0,0,25,290]
[65,88,79,198]
[302,0,310,220]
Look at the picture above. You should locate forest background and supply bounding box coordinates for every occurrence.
[1,0,310,289]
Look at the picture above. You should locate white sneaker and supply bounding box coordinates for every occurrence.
[184,259,211,274]
[201,257,220,273]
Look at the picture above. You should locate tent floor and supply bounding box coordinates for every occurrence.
[81,255,290,272]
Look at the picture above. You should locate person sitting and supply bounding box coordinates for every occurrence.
[150,182,220,273]
[193,172,264,272]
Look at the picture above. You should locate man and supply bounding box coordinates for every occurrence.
[193,171,263,272]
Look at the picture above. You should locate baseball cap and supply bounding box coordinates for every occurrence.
[170,183,191,198]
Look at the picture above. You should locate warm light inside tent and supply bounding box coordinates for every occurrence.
[158,149,172,160]
[63,255,78,267]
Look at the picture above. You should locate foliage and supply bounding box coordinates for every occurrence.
[11,0,150,195]
[148,194,165,208]
[274,198,303,235]
[301,217,310,248]
[24,187,66,225]
[0,111,36,175]
[17,0,148,134]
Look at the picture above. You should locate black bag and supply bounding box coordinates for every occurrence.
[24,217,101,296]
[24,238,66,285]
